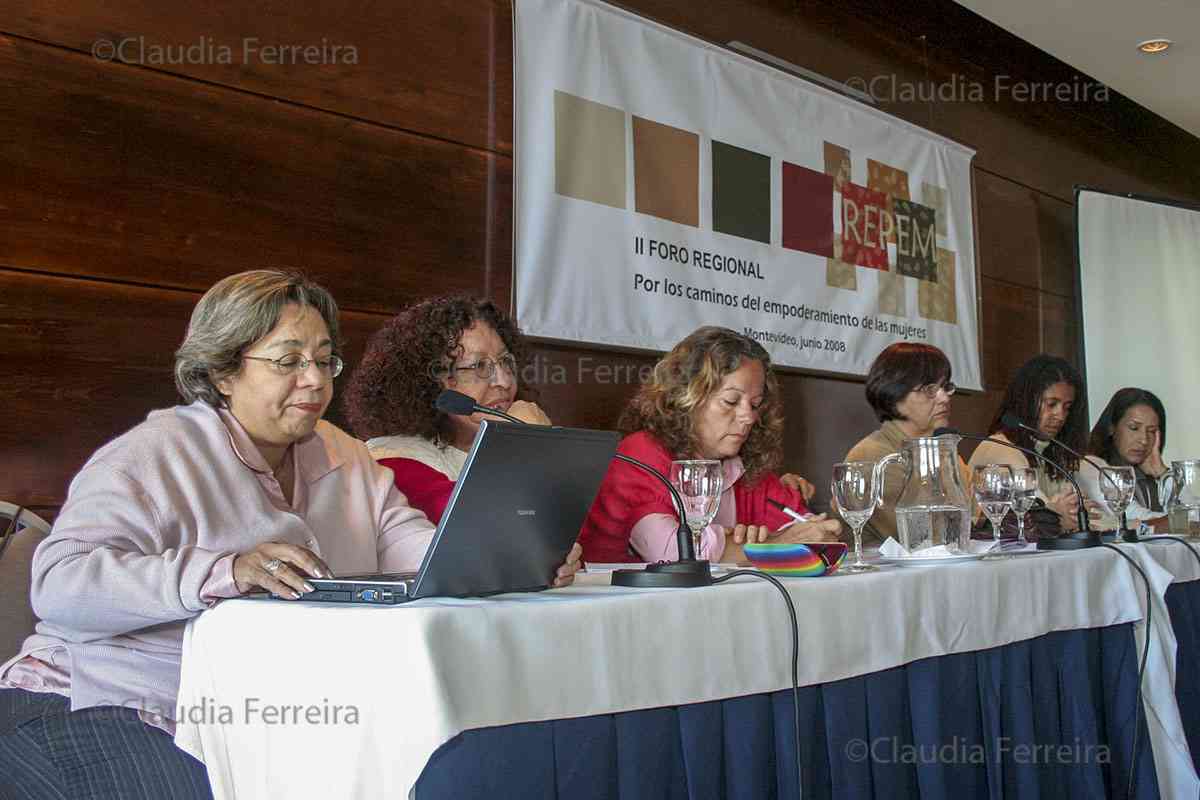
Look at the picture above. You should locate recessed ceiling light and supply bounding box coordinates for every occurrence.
[1137,39,1172,54]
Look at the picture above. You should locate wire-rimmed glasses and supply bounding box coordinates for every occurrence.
[243,353,344,377]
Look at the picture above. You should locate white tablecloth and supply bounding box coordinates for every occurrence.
[174,546,1199,799]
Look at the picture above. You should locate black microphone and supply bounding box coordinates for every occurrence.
[434,390,710,585]
[435,389,524,424]
[1000,413,1139,541]
[933,426,1100,549]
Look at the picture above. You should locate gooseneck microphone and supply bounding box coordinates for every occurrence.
[434,390,711,586]
[933,426,1100,550]
[1000,413,1141,542]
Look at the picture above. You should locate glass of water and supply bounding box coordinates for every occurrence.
[669,460,724,559]
[973,465,1014,542]
[1010,466,1039,545]
[1100,466,1137,533]
[831,461,879,573]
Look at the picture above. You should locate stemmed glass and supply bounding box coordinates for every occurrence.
[831,461,879,573]
[1100,466,1137,535]
[973,465,1014,542]
[1009,467,1039,545]
[669,460,724,559]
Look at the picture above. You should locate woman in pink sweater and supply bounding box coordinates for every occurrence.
[0,271,580,799]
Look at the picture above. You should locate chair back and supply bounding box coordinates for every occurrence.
[0,502,51,661]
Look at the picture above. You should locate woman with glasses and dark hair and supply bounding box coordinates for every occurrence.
[844,342,971,545]
[1079,387,1170,529]
[578,326,840,564]
[342,296,553,527]
[967,354,1088,532]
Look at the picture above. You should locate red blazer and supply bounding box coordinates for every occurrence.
[577,431,810,563]
[377,457,455,525]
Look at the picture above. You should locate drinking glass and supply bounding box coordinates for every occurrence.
[1100,466,1137,533]
[669,460,724,559]
[973,465,1014,542]
[831,461,879,573]
[1009,467,1039,545]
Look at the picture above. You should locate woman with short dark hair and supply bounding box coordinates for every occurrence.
[579,326,839,564]
[845,342,970,545]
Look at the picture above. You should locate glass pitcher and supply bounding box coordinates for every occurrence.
[871,435,972,552]
[1165,460,1200,536]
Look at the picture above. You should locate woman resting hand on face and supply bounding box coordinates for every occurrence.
[578,326,838,565]
[1080,387,1171,531]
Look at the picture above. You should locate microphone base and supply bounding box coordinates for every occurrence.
[1037,532,1105,550]
[1120,528,1143,544]
[611,559,715,588]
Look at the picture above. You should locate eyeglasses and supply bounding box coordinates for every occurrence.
[916,381,956,399]
[452,353,517,382]
[243,353,344,378]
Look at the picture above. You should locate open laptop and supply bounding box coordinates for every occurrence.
[277,421,619,604]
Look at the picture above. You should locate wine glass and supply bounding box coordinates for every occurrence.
[1009,467,1039,545]
[669,460,724,559]
[1100,466,1137,534]
[831,461,879,573]
[973,465,1014,542]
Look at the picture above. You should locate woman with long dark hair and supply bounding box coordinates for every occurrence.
[1082,387,1170,527]
[968,354,1088,531]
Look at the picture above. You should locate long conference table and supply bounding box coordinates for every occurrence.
[174,540,1200,799]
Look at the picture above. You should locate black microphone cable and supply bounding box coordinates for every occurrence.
[1099,543,1154,800]
[711,568,804,800]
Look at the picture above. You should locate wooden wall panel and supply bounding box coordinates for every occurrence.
[0,37,511,315]
[3,0,1200,518]
[0,269,387,508]
[975,170,1040,290]
[1,1,512,153]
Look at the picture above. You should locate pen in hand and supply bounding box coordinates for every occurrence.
[767,498,817,524]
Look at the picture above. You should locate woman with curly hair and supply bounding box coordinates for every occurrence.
[578,326,840,564]
[342,296,552,525]
[967,354,1089,532]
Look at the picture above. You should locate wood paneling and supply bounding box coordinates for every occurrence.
[975,171,1040,290]
[3,0,1200,517]
[980,277,1039,391]
[2,0,512,153]
[0,37,511,315]
[1036,194,1076,298]
[0,269,387,508]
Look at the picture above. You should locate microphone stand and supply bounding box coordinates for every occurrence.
[434,390,712,588]
[935,427,1102,550]
[1002,416,1142,543]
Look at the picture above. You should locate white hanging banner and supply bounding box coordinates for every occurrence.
[514,0,981,388]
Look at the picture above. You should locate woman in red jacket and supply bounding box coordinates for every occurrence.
[578,326,841,564]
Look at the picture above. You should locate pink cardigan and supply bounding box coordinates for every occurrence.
[1,402,434,720]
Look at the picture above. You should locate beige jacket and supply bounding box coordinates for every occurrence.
[845,420,973,546]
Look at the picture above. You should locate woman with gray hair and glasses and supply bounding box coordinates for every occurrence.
[0,270,580,799]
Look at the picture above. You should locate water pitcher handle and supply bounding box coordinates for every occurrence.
[872,452,904,511]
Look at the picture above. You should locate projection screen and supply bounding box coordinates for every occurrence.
[1077,187,1200,460]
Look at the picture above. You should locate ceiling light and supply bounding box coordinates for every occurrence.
[1137,39,1172,54]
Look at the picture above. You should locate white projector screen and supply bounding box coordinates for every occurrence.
[1077,187,1200,460]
